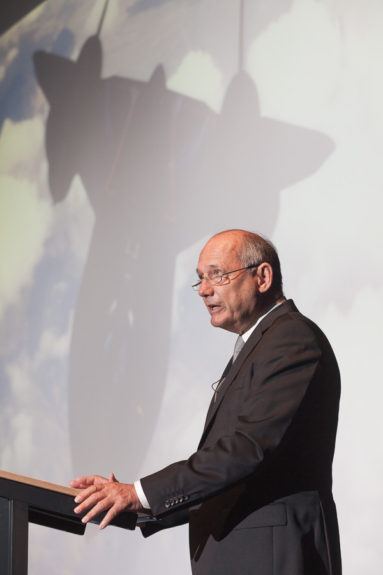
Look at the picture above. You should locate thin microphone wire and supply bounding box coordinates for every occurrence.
[211,377,224,392]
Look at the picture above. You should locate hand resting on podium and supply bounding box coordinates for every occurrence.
[70,473,144,529]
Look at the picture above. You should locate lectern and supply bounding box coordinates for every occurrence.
[0,470,137,574]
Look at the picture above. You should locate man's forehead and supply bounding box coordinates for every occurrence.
[197,236,240,270]
[202,233,241,253]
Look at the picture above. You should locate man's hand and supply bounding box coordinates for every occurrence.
[70,473,143,529]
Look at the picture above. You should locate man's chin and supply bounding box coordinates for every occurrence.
[210,313,227,329]
[210,313,238,333]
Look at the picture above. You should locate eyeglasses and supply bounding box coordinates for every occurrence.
[192,263,262,291]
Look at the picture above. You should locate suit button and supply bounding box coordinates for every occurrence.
[165,502,170,509]
[184,495,189,501]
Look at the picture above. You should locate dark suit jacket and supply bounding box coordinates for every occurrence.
[140,300,342,575]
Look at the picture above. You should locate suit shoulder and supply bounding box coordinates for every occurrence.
[267,308,337,358]
[269,309,319,336]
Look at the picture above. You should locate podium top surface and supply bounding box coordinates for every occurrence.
[0,469,79,497]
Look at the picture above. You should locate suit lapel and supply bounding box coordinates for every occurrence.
[198,299,297,449]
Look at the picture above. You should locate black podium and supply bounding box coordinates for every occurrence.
[0,470,137,574]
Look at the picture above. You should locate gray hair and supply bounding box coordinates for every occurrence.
[214,229,283,295]
[239,231,283,296]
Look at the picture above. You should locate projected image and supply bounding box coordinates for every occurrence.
[30,1,334,479]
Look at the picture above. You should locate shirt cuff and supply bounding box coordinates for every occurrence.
[134,479,151,510]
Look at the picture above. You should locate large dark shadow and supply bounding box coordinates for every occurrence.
[0,27,73,131]
[33,23,334,478]
[0,1,46,35]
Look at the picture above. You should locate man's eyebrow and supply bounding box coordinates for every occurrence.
[196,265,221,275]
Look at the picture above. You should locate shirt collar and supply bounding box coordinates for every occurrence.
[241,300,285,343]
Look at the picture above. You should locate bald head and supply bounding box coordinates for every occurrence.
[208,230,283,298]
[196,230,284,334]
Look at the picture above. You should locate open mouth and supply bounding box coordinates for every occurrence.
[207,304,222,314]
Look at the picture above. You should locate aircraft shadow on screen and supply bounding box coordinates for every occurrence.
[33,25,334,478]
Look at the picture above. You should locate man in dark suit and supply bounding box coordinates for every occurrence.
[72,229,342,575]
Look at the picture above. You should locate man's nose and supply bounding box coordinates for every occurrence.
[198,277,214,297]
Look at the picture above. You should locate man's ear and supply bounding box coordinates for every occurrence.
[256,262,273,293]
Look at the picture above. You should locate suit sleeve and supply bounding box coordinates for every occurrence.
[141,315,327,518]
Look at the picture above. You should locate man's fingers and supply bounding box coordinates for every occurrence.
[70,476,97,489]
[74,485,104,511]
[70,475,108,489]
[80,497,114,525]
[79,494,126,527]
[74,484,97,503]
[99,505,119,530]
